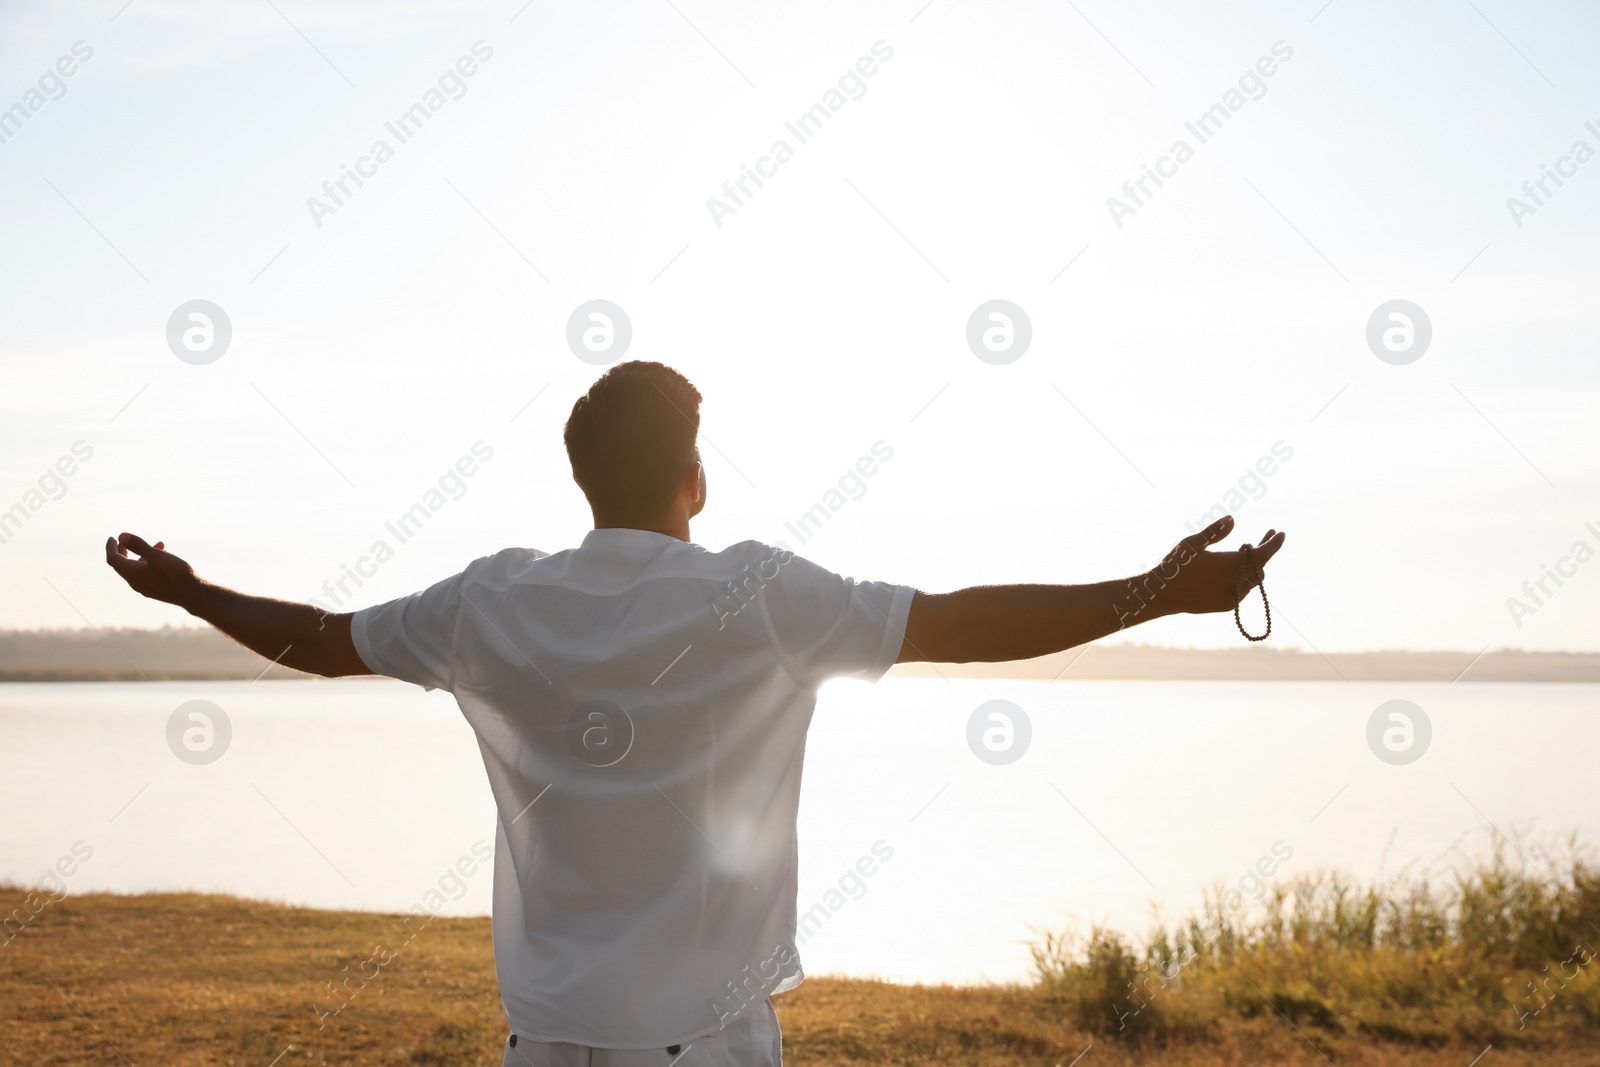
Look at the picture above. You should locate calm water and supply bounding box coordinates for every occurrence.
[2,678,1596,984]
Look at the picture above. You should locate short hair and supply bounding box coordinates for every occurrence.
[564,361,702,520]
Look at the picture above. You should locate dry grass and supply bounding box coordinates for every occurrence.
[1,874,1596,1066]
[1030,838,1600,1062]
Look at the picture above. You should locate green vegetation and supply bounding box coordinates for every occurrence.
[1031,838,1600,1053]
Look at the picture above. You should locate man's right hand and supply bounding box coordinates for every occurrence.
[105,532,201,608]
[1151,515,1286,617]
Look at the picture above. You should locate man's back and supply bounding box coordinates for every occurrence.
[102,360,1283,1062]
[351,528,914,1047]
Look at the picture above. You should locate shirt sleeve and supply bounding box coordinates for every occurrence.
[350,572,466,692]
[756,549,916,689]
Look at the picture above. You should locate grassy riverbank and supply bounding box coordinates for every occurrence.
[2,846,1596,1066]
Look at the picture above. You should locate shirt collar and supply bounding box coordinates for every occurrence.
[580,527,691,555]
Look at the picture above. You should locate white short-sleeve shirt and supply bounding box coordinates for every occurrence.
[351,529,914,1049]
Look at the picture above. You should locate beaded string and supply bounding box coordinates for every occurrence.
[1234,543,1272,642]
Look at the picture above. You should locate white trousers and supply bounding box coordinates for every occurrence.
[503,1000,781,1067]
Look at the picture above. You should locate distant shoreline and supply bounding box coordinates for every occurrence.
[0,670,386,683]
[2,628,1598,683]
[889,645,1600,683]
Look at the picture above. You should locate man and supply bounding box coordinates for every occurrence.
[106,361,1284,1066]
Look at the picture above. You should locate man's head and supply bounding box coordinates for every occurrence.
[564,361,705,534]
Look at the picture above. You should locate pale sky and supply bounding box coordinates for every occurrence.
[1,0,1597,651]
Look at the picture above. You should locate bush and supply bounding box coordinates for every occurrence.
[1029,835,1600,1046]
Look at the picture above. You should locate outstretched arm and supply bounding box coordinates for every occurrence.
[897,515,1284,664]
[104,532,370,678]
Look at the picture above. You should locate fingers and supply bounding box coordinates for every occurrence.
[1181,514,1234,551]
[1246,530,1287,567]
[1241,530,1275,553]
[105,536,140,581]
[1256,530,1287,565]
[117,531,159,557]
[118,532,177,565]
